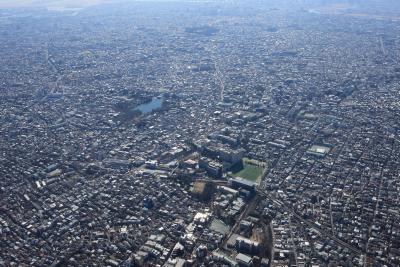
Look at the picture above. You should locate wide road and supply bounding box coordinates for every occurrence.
[220,195,258,248]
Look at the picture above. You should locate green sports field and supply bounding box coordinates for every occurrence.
[230,159,265,182]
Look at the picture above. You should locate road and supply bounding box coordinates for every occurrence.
[258,190,363,256]
[214,61,225,102]
[288,215,299,266]
[221,195,258,248]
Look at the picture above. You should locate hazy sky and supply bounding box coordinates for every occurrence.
[0,0,215,9]
[0,0,121,8]
[1,0,400,19]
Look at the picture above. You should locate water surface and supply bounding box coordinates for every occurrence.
[135,95,164,114]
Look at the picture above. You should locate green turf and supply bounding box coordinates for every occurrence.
[230,161,264,182]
